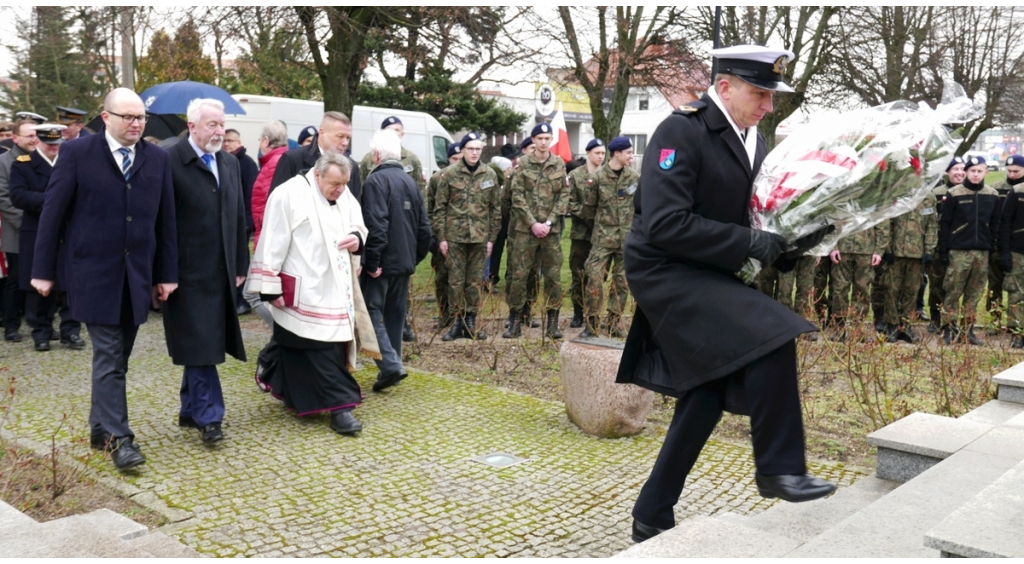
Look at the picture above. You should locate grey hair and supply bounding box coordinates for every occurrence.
[370,128,402,162]
[321,110,350,127]
[315,151,352,178]
[186,98,225,123]
[259,120,288,148]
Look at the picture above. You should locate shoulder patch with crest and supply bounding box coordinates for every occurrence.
[16,154,30,162]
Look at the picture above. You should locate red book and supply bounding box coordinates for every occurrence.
[280,272,300,307]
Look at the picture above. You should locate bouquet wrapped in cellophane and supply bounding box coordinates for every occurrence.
[739,85,982,284]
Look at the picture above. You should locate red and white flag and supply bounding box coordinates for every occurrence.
[550,103,572,163]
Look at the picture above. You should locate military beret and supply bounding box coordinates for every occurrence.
[32,123,66,144]
[585,138,604,152]
[946,155,966,172]
[531,122,553,137]
[297,126,317,145]
[381,116,403,129]
[607,136,631,153]
[56,106,86,124]
[447,142,462,158]
[520,137,534,150]
[966,156,987,170]
[1006,154,1024,168]
[460,132,483,146]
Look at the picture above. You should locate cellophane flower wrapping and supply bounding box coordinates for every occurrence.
[738,91,981,284]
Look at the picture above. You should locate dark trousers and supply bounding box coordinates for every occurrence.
[632,340,806,529]
[25,290,80,343]
[179,365,224,427]
[87,323,140,440]
[360,274,409,377]
[3,253,23,335]
[488,215,510,284]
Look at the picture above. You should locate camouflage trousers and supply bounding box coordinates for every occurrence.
[583,245,628,317]
[1005,252,1024,330]
[927,258,947,320]
[883,257,924,326]
[942,249,989,326]
[987,251,1006,316]
[507,230,562,311]
[432,249,449,317]
[569,238,592,311]
[755,266,780,300]
[830,253,875,319]
[871,264,885,321]
[503,233,538,305]
[446,242,488,315]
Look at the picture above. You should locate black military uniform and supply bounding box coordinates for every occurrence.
[617,45,834,543]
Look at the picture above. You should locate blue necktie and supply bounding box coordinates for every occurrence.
[202,153,214,171]
[118,148,131,180]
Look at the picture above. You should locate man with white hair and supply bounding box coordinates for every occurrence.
[163,98,249,445]
[359,128,431,392]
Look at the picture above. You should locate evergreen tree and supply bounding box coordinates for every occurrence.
[136,19,216,92]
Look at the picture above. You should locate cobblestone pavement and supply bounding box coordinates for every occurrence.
[0,317,862,557]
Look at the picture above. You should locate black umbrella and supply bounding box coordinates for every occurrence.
[85,113,187,141]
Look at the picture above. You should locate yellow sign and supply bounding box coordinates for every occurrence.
[535,82,592,120]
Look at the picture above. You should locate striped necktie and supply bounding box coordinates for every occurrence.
[118,147,131,180]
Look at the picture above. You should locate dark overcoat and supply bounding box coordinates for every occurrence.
[9,151,66,290]
[32,130,178,326]
[162,140,248,366]
[616,95,815,399]
[269,134,362,202]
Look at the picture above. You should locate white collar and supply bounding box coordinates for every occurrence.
[35,147,56,166]
[707,85,758,168]
[188,136,214,162]
[104,130,135,154]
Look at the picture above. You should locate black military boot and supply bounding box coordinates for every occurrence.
[403,318,417,342]
[502,309,522,339]
[465,312,486,340]
[570,303,584,328]
[545,310,563,339]
[522,303,541,329]
[436,306,453,330]
[898,324,920,344]
[442,315,466,342]
[966,326,985,346]
[942,325,956,346]
[1012,334,1024,349]
[579,316,599,338]
[883,323,900,343]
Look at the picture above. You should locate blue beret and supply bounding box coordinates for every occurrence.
[460,132,483,146]
[520,137,534,150]
[297,126,317,145]
[966,156,987,169]
[447,143,462,158]
[381,116,402,129]
[946,156,965,172]
[531,122,553,137]
[607,136,631,153]
[586,138,604,152]
[1007,154,1024,168]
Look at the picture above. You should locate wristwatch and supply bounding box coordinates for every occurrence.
[544,220,552,226]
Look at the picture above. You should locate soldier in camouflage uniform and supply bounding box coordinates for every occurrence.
[359,116,425,192]
[566,138,605,328]
[426,142,463,329]
[881,195,938,343]
[997,154,1024,348]
[829,223,889,336]
[578,137,638,338]
[939,156,1000,345]
[928,156,966,332]
[987,156,1019,325]
[501,139,540,329]
[434,133,501,341]
[503,123,568,339]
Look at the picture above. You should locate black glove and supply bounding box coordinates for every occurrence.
[882,252,896,264]
[1001,253,1013,273]
[747,229,787,265]
[922,253,933,265]
[783,225,836,260]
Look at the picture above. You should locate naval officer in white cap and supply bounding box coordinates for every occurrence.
[617,44,836,543]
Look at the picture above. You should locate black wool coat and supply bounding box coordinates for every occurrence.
[616,95,814,399]
[361,161,432,276]
[162,140,248,366]
[9,151,65,290]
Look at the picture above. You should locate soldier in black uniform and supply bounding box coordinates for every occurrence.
[617,45,835,543]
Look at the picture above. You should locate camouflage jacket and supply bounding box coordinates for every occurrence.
[837,223,889,256]
[510,153,568,234]
[580,163,639,249]
[567,165,597,241]
[426,168,447,240]
[990,179,1014,242]
[360,146,425,192]
[888,194,938,258]
[433,160,501,243]
[501,168,516,223]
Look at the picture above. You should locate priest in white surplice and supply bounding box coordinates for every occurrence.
[245,152,379,435]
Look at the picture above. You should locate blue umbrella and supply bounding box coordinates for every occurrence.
[140,81,246,115]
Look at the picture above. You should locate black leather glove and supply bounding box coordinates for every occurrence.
[882,252,896,264]
[748,229,787,265]
[1001,252,1013,273]
[922,253,933,266]
[782,225,836,260]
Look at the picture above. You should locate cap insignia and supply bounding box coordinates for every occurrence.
[772,55,788,75]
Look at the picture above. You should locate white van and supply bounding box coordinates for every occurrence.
[225,95,454,177]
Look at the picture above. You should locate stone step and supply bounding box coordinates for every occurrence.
[0,516,154,558]
[613,515,802,558]
[993,363,1024,404]
[866,412,992,482]
[958,399,1024,426]
[0,500,37,534]
[59,507,149,540]
[125,532,205,558]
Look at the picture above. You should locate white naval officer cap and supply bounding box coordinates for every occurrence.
[710,45,796,93]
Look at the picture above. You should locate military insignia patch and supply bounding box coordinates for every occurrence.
[659,149,676,170]
[773,55,788,75]
[480,180,494,189]
[15,155,30,162]
[403,165,414,173]
[626,183,637,195]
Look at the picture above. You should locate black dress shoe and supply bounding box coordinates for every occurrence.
[329,410,362,435]
[110,438,145,470]
[60,335,86,349]
[631,519,671,543]
[755,472,836,502]
[402,324,417,342]
[236,302,252,316]
[48,334,58,341]
[178,415,199,428]
[201,422,224,444]
[5,332,22,342]
[372,371,407,392]
[90,431,112,451]
[34,340,51,352]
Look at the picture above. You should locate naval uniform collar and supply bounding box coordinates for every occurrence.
[707,85,757,168]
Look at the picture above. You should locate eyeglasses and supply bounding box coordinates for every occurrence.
[107,111,148,125]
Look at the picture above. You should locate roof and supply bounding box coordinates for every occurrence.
[571,41,711,108]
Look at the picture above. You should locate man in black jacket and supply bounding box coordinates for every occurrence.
[360,129,431,392]
[269,111,361,202]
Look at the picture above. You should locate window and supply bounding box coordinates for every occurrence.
[638,96,649,111]
[433,136,450,169]
[625,134,647,156]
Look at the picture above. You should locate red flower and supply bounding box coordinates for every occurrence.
[910,156,922,176]
[878,161,887,172]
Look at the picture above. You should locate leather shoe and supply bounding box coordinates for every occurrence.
[178,415,199,428]
[33,340,51,352]
[5,332,22,342]
[201,422,224,444]
[60,335,86,349]
[631,519,671,543]
[755,472,836,502]
[329,410,362,435]
[90,431,112,451]
[236,302,252,316]
[372,371,407,392]
[110,437,145,470]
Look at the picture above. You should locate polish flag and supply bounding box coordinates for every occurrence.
[550,103,572,163]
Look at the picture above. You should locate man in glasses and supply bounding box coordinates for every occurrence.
[31,88,178,472]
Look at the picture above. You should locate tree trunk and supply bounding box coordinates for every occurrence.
[120,8,134,90]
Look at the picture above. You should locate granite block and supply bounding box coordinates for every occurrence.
[958,400,1024,426]
[866,412,992,459]
[560,339,653,438]
[613,515,801,558]
[876,448,941,483]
